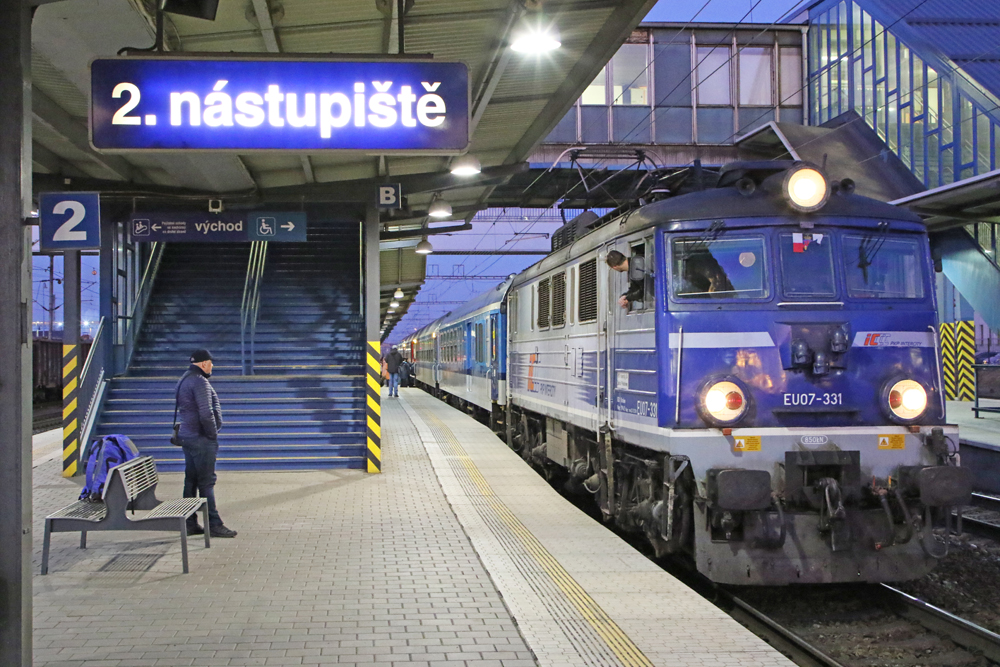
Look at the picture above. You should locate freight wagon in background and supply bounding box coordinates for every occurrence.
[33,337,92,403]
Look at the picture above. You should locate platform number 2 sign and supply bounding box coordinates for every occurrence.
[39,192,101,252]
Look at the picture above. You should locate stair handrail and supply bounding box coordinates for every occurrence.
[240,242,261,374]
[240,241,269,374]
[249,241,268,374]
[122,241,166,372]
[77,316,108,458]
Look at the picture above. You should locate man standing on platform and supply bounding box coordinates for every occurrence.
[176,349,237,538]
[383,345,405,397]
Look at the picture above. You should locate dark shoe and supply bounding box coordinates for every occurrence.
[210,525,238,538]
[186,523,204,535]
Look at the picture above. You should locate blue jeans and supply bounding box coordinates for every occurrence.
[389,372,400,396]
[181,435,222,528]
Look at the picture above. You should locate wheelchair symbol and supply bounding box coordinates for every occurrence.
[257,217,276,236]
[132,219,150,236]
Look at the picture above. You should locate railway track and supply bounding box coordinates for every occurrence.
[32,403,62,434]
[957,494,1000,541]
[726,583,1000,667]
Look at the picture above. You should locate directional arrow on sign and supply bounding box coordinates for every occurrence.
[282,221,295,231]
[152,223,161,231]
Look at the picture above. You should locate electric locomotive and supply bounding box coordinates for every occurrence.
[410,161,971,585]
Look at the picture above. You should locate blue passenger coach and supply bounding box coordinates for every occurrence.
[410,162,971,586]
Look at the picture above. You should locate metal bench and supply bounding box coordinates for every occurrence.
[42,455,210,574]
[974,364,1000,418]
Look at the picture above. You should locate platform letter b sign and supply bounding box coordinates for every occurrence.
[378,184,401,209]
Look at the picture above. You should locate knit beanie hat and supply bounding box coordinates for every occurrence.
[190,349,213,363]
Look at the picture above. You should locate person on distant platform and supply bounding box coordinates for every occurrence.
[607,250,647,310]
[382,345,405,398]
[174,349,237,538]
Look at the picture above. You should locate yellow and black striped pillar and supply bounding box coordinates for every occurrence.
[365,341,382,473]
[940,322,957,400]
[956,320,976,401]
[62,344,80,477]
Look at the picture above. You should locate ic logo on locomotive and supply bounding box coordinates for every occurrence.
[863,333,891,346]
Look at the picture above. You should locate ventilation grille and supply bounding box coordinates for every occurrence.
[537,278,550,329]
[578,259,597,322]
[551,273,566,327]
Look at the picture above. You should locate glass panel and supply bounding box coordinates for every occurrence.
[876,77,887,139]
[912,118,925,180]
[837,1,848,58]
[581,67,607,105]
[580,106,609,143]
[961,98,974,166]
[839,58,849,117]
[843,235,925,299]
[612,44,648,106]
[887,32,896,92]
[739,47,772,106]
[820,13,829,69]
[899,45,911,107]
[927,131,939,186]
[672,236,767,299]
[979,114,994,173]
[874,19,884,81]
[941,145,954,184]
[864,69,874,125]
[899,103,912,168]
[853,56,863,115]
[696,107,734,143]
[779,233,836,297]
[654,107,693,143]
[912,56,924,116]
[780,107,804,124]
[545,108,577,143]
[738,107,774,135]
[696,46,731,105]
[613,106,651,142]
[941,78,953,144]
[653,43,692,106]
[886,91,898,150]
[780,48,802,105]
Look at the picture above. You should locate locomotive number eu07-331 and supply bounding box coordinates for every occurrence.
[782,392,843,406]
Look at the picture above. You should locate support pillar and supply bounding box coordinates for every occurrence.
[62,250,81,476]
[364,203,382,473]
[0,0,33,665]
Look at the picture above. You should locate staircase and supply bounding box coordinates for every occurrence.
[94,223,367,471]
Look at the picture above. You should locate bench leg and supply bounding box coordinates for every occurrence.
[80,531,87,549]
[180,520,189,574]
[42,520,52,575]
[202,504,211,548]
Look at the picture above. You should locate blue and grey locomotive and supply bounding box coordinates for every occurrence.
[408,162,971,585]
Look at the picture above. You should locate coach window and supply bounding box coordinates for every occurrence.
[842,234,925,299]
[672,236,768,299]
[778,232,836,298]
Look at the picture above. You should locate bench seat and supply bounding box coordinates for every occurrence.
[42,455,210,574]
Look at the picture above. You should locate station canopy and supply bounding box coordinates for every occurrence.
[30,0,655,327]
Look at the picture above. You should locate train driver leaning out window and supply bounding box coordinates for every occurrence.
[607,249,647,310]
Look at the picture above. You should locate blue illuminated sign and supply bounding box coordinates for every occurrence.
[91,58,469,152]
[40,193,101,252]
[129,211,307,242]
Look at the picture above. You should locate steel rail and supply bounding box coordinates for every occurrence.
[879,584,1000,664]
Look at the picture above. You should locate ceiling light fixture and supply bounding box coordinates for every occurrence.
[393,288,404,299]
[415,237,434,254]
[428,199,452,218]
[450,154,481,176]
[390,300,399,308]
[510,15,561,54]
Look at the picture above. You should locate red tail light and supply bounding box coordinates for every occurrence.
[726,391,743,411]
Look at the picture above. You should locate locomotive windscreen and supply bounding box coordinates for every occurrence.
[672,236,766,299]
[842,235,926,299]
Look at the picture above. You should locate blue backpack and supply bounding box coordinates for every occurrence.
[79,434,140,502]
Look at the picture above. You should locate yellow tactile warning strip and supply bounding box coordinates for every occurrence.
[62,344,80,477]
[423,411,654,667]
[365,341,381,473]
[956,320,976,401]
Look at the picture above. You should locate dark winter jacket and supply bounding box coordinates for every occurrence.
[384,349,404,374]
[176,365,223,440]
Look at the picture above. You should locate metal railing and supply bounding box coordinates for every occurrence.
[121,242,166,372]
[240,241,268,374]
[77,316,107,457]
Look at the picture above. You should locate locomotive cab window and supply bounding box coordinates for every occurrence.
[608,243,651,311]
[672,236,767,299]
[843,234,925,299]
[778,232,836,298]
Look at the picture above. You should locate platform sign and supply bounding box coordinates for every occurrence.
[39,192,101,252]
[377,183,402,209]
[130,212,308,243]
[91,58,469,153]
[248,212,307,242]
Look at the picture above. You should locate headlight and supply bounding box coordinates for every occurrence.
[783,165,830,212]
[887,379,927,421]
[702,381,748,424]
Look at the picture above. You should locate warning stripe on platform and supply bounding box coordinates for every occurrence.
[62,344,80,478]
[940,322,957,400]
[366,341,381,473]
[956,320,975,401]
